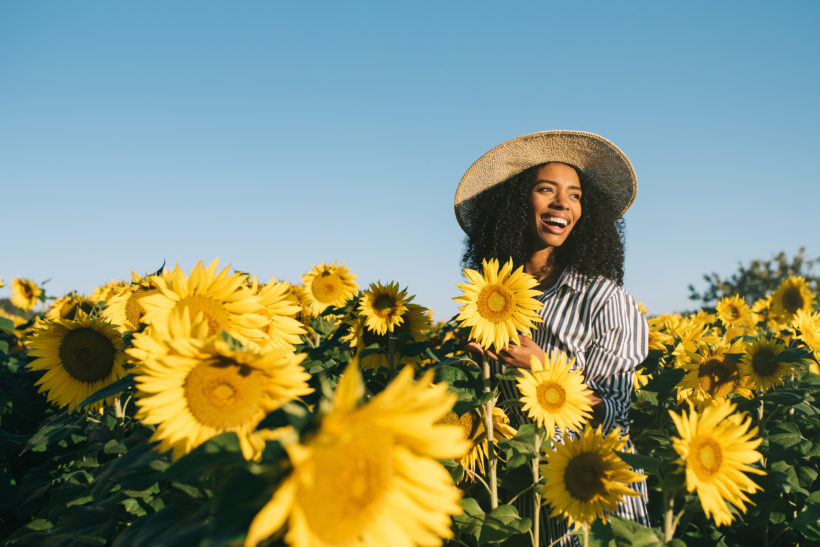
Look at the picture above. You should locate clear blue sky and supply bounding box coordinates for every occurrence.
[2,1,819,319]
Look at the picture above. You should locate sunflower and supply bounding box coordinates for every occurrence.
[284,282,314,323]
[346,303,431,370]
[669,400,765,526]
[45,294,97,321]
[670,320,721,370]
[633,365,651,391]
[517,351,593,435]
[739,338,791,392]
[302,261,358,314]
[438,406,517,481]
[792,309,820,373]
[139,259,268,345]
[715,295,756,340]
[647,314,676,351]
[26,310,127,412]
[0,277,4,288]
[10,278,42,311]
[131,309,312,461]
[771,276,816,325]
[677,340,752,407]
[358,281,412,335]
[245,363,470,547]
[715,295,753,327]
[102,273,162,332]
[252,276,306,350]
[540,425,645,526]
[453,258,543,351]
[91,279,130,303]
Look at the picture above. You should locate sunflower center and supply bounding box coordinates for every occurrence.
[783,287,804,314]
[372,293,397,318]
[22,283,34,298]
[477,285,514,322]
[183,358,266,429]
[563,451,608,502]
[58,327,116,384]
[312,273,343,304]
[177,295,229,335]
[127,288,159,327]
[536,381,567,412]
[697,357,739,399]
[691,436,723,478]
[727,306,740,321]
[302,426,393,543]
[751,348,779,378]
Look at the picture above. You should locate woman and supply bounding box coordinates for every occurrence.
[454,130,650,545]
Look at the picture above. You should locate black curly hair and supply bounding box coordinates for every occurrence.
[461,163,626,285]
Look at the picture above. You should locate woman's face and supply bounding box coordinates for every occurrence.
[528,162,582,250]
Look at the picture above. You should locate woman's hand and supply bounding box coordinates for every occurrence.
[465,335,543,370]
[465,335,606,426]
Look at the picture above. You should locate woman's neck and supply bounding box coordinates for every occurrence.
[524,247,564,290]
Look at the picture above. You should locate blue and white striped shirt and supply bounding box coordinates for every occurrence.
[492,266,650,545]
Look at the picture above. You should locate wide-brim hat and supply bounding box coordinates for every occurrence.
[454,130,637,235]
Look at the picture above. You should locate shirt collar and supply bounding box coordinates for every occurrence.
[552,266,589,294]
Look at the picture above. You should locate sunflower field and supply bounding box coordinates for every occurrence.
[1,258,819,547]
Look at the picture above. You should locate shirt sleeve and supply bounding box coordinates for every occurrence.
[582,289,648,434]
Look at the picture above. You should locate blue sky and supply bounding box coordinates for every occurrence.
[2,1,819,320]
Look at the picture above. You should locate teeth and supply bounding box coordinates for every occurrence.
[546,217,568,227]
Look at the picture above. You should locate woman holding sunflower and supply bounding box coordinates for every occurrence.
[455,131,650,545]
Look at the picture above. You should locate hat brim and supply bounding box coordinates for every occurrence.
[454,130,637,235]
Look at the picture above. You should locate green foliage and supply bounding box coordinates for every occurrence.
[688,247,820,307]
[3,255,820,546]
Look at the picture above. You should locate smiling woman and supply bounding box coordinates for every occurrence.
[455,130,648,546]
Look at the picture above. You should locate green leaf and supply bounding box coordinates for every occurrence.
[121,497,148,516]
[453,497,484,542]
[642,368,685,393]
[767,423,803,448]
[615,451,661,473]
[0,316,14,331]
[78,374,135,409]
[608,516,662,546]
[26,518,54,531]
[791,501,820,540]
[103,439,127,455]
[477,504,531,544]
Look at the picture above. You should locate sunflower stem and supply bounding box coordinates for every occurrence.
[114,396,124,420]
[581,522,589,547]
[463,468,494,499]
[663,489,677,542]
[482,353,498,509]
[388,335,396,369]
[531,427,542,547]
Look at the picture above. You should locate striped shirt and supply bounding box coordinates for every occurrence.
[491,266,650,546]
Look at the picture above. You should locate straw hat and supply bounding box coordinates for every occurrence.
[454,130,637,235]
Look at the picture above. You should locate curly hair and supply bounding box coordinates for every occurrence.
[461,163,626,285]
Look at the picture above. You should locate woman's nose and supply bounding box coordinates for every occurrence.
[550,193,569,209]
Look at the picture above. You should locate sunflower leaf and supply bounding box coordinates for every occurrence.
[77,374,136,409]
[641,368,685,394]
[477,504,531,544]
[615,451,661,473]
[608,516,663,546]
[0,316,14,332]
